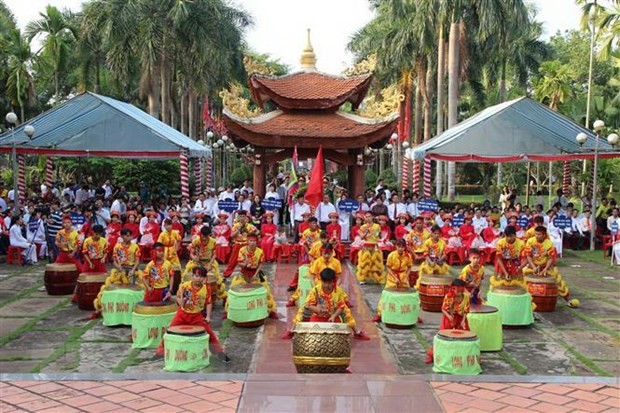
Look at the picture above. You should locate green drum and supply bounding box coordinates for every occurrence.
[467,305,503,351]
[131,301,177,349]
[228,284,268,328]
[433,330,481,375]
[379,288,420,329]
[163,325,210,372]
[487,286,534,327]
[296,265,313,307]
[101,285,144,326]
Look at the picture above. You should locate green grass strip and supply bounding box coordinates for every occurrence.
[412,328,430,351]
[112,348,143,373]
[498,349,528,375]
[554,338,612,377]
[566,307,620,338]
[0,298,70,347]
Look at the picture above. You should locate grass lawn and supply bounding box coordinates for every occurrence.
[562,249,615,267]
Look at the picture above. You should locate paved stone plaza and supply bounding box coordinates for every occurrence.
[0,252,619,412]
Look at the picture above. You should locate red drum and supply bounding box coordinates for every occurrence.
[525,276,558,312]
[44,263,79,295]
[77,273,107,311]
[418,276,452,312]
[408,265,420,289]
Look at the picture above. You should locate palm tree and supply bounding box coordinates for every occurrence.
[4,29,36,122]
[25,5,76,98]
[534,61,575,111]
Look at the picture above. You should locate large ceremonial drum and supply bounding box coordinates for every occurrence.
[76,273,107,311]
[487,285,534,327]
[227,284,268,328]
[100,285,144,326]
[408,265,420,290]
[295,265,313,307]
[525,276,558,312]
[44,263,79,295]
[131,301,177,348]
[379,288,421,329]
[433,330,481,375]
[292,322,351,374]
[418,276,452,312]
[163,325,210,372]
[467,305,502,351]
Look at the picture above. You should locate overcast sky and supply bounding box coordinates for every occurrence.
[7,0,589,74]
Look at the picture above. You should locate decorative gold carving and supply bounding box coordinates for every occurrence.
[300,28,317,70]
[243,55,274,76]
[358,83,404,118]
[219,83,262,118]
[343,54,377,76]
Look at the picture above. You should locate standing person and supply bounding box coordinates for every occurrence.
[141,243,173,302]
[260,211,277,262]
[213,213,231,264]
[27,209,48,259]
[418,225,449,279]
[458,249,485,304]
[9,215,37,264]
[315,194,336,231]
[250,194,265,229]
[290,194,310,243]
[336,193,351,242]
[387,194,406,229]
[325,212,345,260]
[157,218,182,293]
[47,201,63,262]
[81,225,108,273]
[357,212,384,284]
[55,215,80,265]
[185,226,227,307]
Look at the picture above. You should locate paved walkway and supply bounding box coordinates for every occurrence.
[1,376,618,412]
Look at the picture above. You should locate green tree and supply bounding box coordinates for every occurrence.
[4,29,36,122]
[534,61,575,110]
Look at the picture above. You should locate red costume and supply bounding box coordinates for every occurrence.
[213,222,231,263]
[172,222,185,239]
[123,222,140,240]
[394,224,409,241]
[325,221,345,260]
[106,222,122,253]
[349,224,362,264]
[260,222,277,261]
[458,223,476,249]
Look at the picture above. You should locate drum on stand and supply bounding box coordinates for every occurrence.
[295,265,314,307]
[467,305,503,351]
[292,322,351,374]
[487,285,534,327]
[131,301,177,349]
[433,330,481,375]
[228,284,268,328]
[418,276,452,312]
[77,273,107,311]
[100,284,144,326]
[408,265,420,290]
[525,276,558,312]
[379,287,420,329]
[44,263,79,295]
[164,325,210,372]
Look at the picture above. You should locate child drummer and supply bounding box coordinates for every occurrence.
[155,266,231,363]
[141,242,173,303]
[425,279,471,364]
[185,226,227,307]
[372,238,413,322]
[81,225,109,273]
[418,225,450,280]
[55,215,79,264]
[491,225,526,290]
[282,268,370,341]
[458,248,485,305]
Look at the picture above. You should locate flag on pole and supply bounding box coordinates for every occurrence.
[304,145,324,208]
[287,147,299,207]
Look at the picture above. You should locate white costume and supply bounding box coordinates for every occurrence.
[10,224,37,263]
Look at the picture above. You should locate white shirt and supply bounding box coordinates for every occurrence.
[193,199,208,214]
[265,191,280,200]
[499,215,509,232]
[315,202,336,223]
[239,199,252,212]
[103,184,113,199]
[607,216,620,232]
[219,190,235,201]
[406,202,419,218]
[291,202,311,222]
[10,224,30,248]
[387,202,407,222]
[472,216,488,234]
[61,188,75,202]
[75,189,88,205]
[93,208,111,228]
[139,216,149,235]
[110,200,123,215]
[240,185,254,195]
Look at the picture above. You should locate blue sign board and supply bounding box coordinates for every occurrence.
[261,198,283,210]
[419,198,439,212]
[338,199,360,212]
[611,221,618,236]
[451,215,465,227]
[553,215,572,230]
[217,200,239,213]
[518,216,530,230]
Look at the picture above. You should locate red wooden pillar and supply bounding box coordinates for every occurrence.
[253,148,266,198]
[348,149,365,198]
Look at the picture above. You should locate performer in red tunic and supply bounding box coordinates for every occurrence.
[325,212,345,260]
[105,213,122,253]
[377,215,394,258]
[191,213,206,239]
[458,216,476,249]
[140,211,160,247]
[349,213,364,265]
[213,212,231,264]
[394,213,410,241]
[260,211,277,262]
[169,212,185,239]
[122,211,140,242]
[222,211,258,278]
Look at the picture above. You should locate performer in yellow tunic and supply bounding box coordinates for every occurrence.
[373,239,413,321]
[307,244,351,305]
[406,217,430,262]
[184,226,227,305]
[223,211,258,277]
[458,249,485,305]
[491,226,527,290]
[418,225,450,281]
[299,217,321,264]
[523,226,576,306]
[157,218,182,271]
[227,235,278,319]
[282,268,371,341]
[357,212,384,284]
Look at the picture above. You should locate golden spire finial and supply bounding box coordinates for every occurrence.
[300,28,317,71]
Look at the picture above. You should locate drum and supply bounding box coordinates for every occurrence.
[131,301,177,349]
[433,330,481,375]
[100,285,144,327]
[487,286,534,327]
[76,273,107,311]
[295,265,313,307]
[467,305,503,351]
[418,276,452,312]
[163,325,210,372]
[227,284,268,328]
[408,265,420,290]
[44,263,79,295]
[379,288,421,329]
[525,276,558,312]
[292,322,351,374]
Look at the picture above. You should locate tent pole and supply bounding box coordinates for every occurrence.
[548,161,553,210]
[525,162,531,207]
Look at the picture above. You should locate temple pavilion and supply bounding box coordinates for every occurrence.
[223,30,399,197]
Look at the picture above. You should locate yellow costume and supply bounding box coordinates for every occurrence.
[158,229,182,270]
[491,237,526,290]
[93,242,142,313]
[418,238,450,277]
[376,250,413,317]
[357,222,384,283]
[227,246,276,313]
[142,260,174,289]
[293,285,356,329]
[522,237,569,298]
[406,228,430,258]
[56,229,78,253]
[183,236,227,301]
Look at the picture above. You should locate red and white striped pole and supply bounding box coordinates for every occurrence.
[587,160,595,196]
[194,158,203,194]
[45,157,54,188]
[423,157,432,198]
[180,150,190,200]
[562,161,570,194]
[412,161,420,195]
[205,155,213,191]
[17,154,26,203]
[401,155,409,193]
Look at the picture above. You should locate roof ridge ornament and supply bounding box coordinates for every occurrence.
[300,28,317,72]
